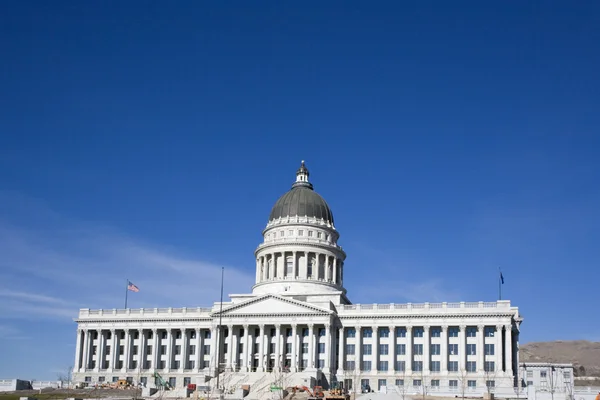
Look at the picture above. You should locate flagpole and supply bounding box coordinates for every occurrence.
[498,268,502,301]
[216,267,224,392]
[125,279,129,309]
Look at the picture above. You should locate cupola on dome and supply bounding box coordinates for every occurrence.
[268,161,334,224]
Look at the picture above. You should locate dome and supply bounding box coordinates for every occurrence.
[268,161,334,224]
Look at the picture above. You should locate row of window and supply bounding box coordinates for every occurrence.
[344,360,495,372]
[346,326,499,338]
[356,378,495,390]
[89,330,212,341]
[85,359,210,370]
[266,229,333,242]
[346,343,495,356]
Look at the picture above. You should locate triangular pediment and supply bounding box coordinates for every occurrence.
[215,294,331,316]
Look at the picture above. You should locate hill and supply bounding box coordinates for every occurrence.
[520,340,600,378]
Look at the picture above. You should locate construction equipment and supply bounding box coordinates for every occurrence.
[153,372,171,390]
[109,379,132,389]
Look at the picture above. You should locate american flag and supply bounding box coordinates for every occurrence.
[127,281,140,292]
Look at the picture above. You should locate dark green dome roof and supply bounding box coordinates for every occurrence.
[268,161,334,224]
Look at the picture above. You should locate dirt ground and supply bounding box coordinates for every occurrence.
[0,387,142,400]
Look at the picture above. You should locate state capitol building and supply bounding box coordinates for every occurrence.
[72,162,523,397]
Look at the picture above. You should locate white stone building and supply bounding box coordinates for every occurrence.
[72,161,523,397]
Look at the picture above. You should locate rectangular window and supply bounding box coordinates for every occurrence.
[204,331,211,339]
[146,345,151,355]
[413,380,422,387]
[188,361,195,369]
[396,379,404,386]
[203,345,210,355]
[269,343,275,353]
[413,344,423,355]
[412,361,422,371]
[449,327,459,337]
[395,361,405,371]
[431,379,440,387]
[379,344,389,355]
[449,380,458,387]
[160,345,166,355]
[378,379,387,390]
[467,361,477,372]
[448,344,458,355]
[298,230,303,236]
[319,328,325,337]
[467,344,476,355]
[183,377,191,386]
[486,380,495,388]
[396,344,405,355]
[430,328,441,337]
[485,361,495,372]
[466,327,477,337]
[346,328,356,338]
[105,345,111,355]
[173,361,180,369]
[430,361,440,372]
[346,344,355,355]
[302,343,308,353]
[379,328,389,337]
[344,361,355,370]
[448,361,458,372]
[396,328,406,337]
[430,344,440,355]
[540,371,547,378]
[485,327,496,337]
[288,230,293,236]
[378,361,388,371]
[318,359,324,368]
[119,346,124,355]
[362,328,372,338]
[286,343,292,354]
[308,231,313,237]
[485,343,495,355]
[302,328,308,337]
[175,345,181,355]
[317,232,322,239]
[286,259,294,275]
[413,328,423,337]
[318,343,325,354]
[362,344,372,355]
[361,361,371,371]
[169,377,176,388]
[176,331,182,339]
[468,380,476,388]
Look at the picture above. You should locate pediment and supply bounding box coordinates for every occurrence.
[215,294,331,316]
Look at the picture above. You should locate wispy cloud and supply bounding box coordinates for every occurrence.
[0,191,255,322]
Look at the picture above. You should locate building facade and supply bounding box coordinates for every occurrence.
[72,162,523,396]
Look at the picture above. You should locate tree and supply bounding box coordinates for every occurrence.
[483,362,498,394]
[394,364,408,400]
[412,354,428,400]
[342,364,361,400]
[56,366,73,389]
[456,365,469,400]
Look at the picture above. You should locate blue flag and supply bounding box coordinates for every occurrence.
[500,272,504,284]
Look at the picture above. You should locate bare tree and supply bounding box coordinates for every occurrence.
[484,363,498,395]
[394,365,408,400]
[455,366,469,400]
[412,354,428,400]
[342,365,361,400]
[56,366,73,389]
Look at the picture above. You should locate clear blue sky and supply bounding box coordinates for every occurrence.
[1,1,599,380]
